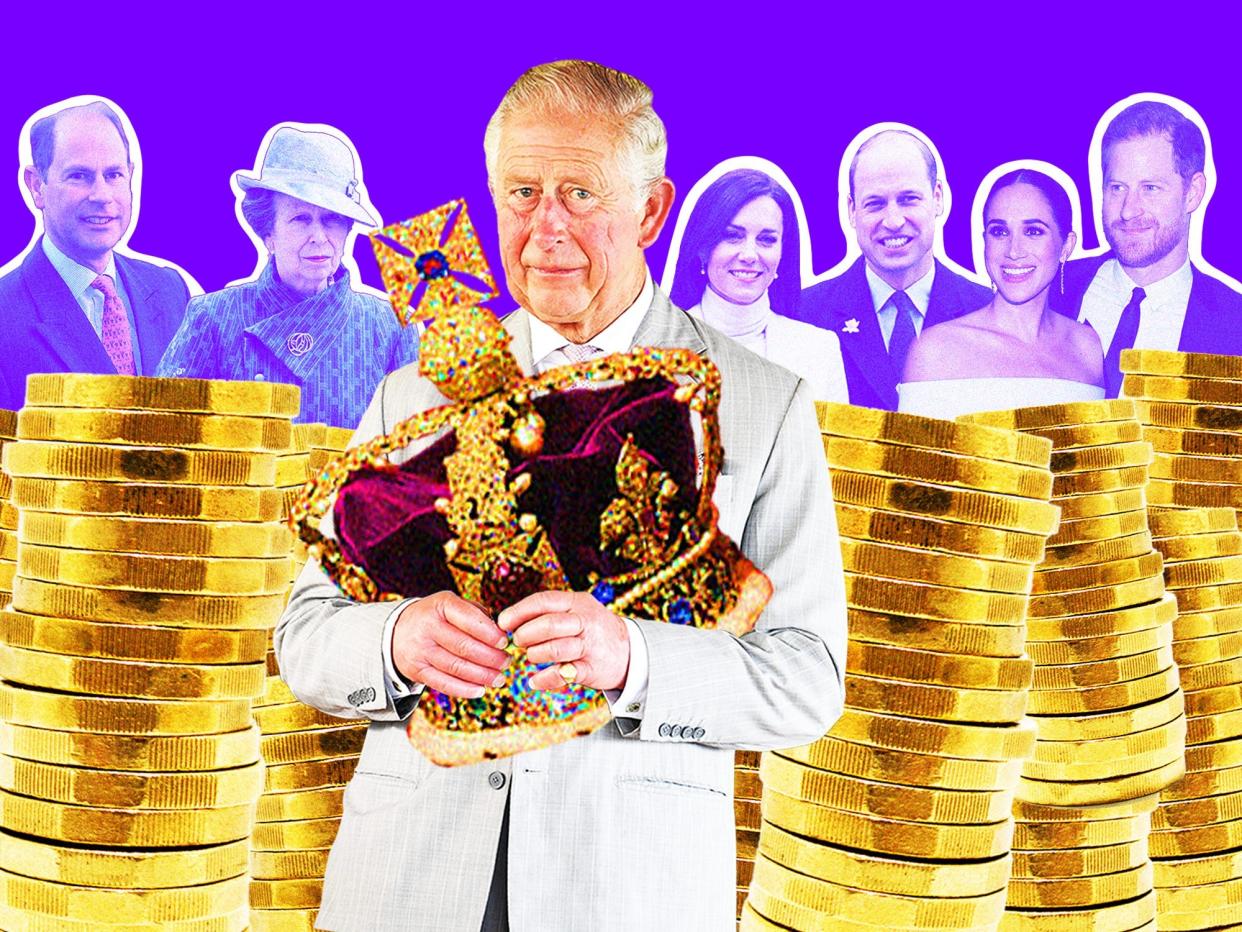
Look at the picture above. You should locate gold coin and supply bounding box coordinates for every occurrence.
[761,754,1013,824]
[997,890,1156,932]
[0,471,11,500]
[1157,873,1242,915]
[16,545,291,595]
[1149,505,1239,536]
[0,409,15,436]
[0,906,251,931]
[1183,679,1242,716]
[1161,762,1242,802]
[1032,551,1163,595]
[758,821,1012,898]
[0,790,254,846]
[1153,787,1242,831]
[1181,654,1242,692]
[1186,707,1242,745]
[821,436,1054,498]
[249,910,319,932]
[264,755,359,793]
[1031,644,1175,691]
[737,828,760,859]
[251,702,351,735]
[1165,554,1242,589]
[260,724,368,765]
[1028,421,1146,451]
[0,559,14,589]
[1017,756,1185,807]
[736,798,761,830]
[1053,488,1147,521]
[316,426,354,451]
[847,642,1032,690]
[1126,372,1242,403]
[0,756,264,810]
[0,869,249,922]
[250,847,330,881]
[1155,530,1242,562]
[1137,400,1242,433]
[1186,737,1242,774]
[258,676,298,707]
[0,644,265,700]
[17,511,291,558]
[0,682,253,736]
[826,709,1036,761]
[251,817,341,851]
[735,767,761,801]
[1151,815,1242,857]
[773,737,1024,793]
[1052,465,1150,497]
[1028,684,1183,737]
[846,674,1028,724]
[1144,424,1242,457]
[291,423,325,450]
[1049,441,1152,474]
[737,750,761,769]
[835,505,1047,563]
[0,531,15,561]
[737,857,754,888]
[256,787,345,823]
[0,723,259,772]
[1006,861,1152,908]
[840,539,1035,593]
[1156,901,1242,932]
[817,402,1052,466]
[1153,848,1242,888]
[11,477,283,522]
[749,851,1007,925]
[1149,477,1242,509]
[1039,531,1153,569]
[1012,840,1148,882]
[1152,451,1242,485]
[830,471,1060,534]
[962,399,1136,431]
[0,502,19,530]
[1025,718,1185,773]
[275,453,310,488]
[0,830,248,888]
[1027,573,1167,619]
[24,372,300,417]
[2,441,277,487]
[844,574,1028,625]
[845,609,1027,658]
[0,609,267,665]
[250,877,323,909]
[1173,606,1242,641]
[1046,509,1150,547]
[1013,813,1151,850]
[17,407,292,452]
[12,578,287,629]
[1026,624,1172,666]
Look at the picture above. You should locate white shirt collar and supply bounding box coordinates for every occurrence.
[695,284,772,342]
[1111,255,1193,310]
[864,260,935,318]
[528,270,654,366]
[42,235,118,299]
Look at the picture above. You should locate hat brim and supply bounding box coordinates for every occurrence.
[234,171,379,227]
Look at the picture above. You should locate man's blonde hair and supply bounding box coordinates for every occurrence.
[484,60,667,204]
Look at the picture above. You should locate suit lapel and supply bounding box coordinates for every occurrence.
[631,288,708,357]
[1179,265,1214,352]
[22,242,115,373]
[501,307,536,377]
[116,254,179,372]
[827,259,897,406]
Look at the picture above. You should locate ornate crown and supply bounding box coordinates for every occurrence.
[290,200,771,766]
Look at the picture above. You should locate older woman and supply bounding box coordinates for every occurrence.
[157,125,417,427]
[668,167,848,402]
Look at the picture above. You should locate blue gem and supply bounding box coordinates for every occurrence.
[415,249,451,281]
[668,598,693,625]
[591,581,616,604]
[434,692,452,712]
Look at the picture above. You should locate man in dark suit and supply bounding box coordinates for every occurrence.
[791,129,991,410]
[1054,99,1242,396]
[0,100,189,410]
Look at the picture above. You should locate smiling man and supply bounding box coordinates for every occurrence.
[790,128,991,409]
[0,99,190,409]
[276,59,846,932]
[1055,99,1242,395]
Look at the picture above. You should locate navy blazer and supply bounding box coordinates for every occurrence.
[0,240,190,410]
[1053,251,1242,357]
[791,256,992,410]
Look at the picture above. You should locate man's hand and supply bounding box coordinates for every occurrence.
[498,591,630,692]
[392,592,511,698]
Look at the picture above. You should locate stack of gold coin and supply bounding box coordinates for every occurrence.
[1145,506,1242,930]
[0,409,16,609]
[961,400,1182,931]
[738,404,1057,932]
[735,748,761,917]
[251,423,363,932]
[1121,348,1242,524]
[0,373,298,931]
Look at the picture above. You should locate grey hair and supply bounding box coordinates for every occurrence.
[483,60,667,206]
[30,101,131,179]
[239,187,278,239]
[849,129,938,199]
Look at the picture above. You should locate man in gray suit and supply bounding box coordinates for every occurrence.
[277,59,847,932]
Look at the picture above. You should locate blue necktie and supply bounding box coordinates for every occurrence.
[1104,287,1145,398]
[887,290,918,381]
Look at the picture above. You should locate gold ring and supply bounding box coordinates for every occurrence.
[557,663,578,685]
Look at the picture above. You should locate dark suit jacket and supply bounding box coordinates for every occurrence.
[791,256,992,410]
[1054,251,1242,356]
[0,240,190,409]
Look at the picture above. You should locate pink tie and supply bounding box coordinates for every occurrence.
[90,273,136,376]
[562,343,602,364]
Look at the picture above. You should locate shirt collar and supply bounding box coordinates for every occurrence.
[1111,255,1193,309]
[528,269,654,365]
[42,235,118,298]
[864,260,935,318]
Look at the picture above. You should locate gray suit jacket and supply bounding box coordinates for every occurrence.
[275,288,847,932]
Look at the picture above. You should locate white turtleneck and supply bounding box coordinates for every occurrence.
[688,285,773,355]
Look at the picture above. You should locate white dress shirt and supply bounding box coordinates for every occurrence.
[1079,257,1193,353]
[42,236,143,371]
[382,272,657,719]
[865,262,936,348]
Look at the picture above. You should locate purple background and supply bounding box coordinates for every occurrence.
[0,10,1235,308]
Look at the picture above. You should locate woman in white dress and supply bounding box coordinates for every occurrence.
[669,169,849,402]
[898,169,1104,419]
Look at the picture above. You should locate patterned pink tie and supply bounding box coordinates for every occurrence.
[90,273,136,376]
[562,343,602,389]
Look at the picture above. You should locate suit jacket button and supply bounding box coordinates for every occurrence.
[658,723,671,737]
[692,727,705,739]
[488,771,506,790]
[670,725,683,738]
[254,373,265,381]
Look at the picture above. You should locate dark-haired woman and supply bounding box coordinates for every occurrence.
[669,168,847,402]
[157,126,417,427]
[898,168,1104,418]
